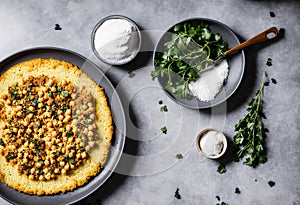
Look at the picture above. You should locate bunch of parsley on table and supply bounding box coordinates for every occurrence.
[152,22,228,98]
[233,71,269,167]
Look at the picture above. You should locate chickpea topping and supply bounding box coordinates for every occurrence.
[0,76,100,181]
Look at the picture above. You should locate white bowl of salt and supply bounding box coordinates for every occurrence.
[196,128,227,159]
[91,15,141,65]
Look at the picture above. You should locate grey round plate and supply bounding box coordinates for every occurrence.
[0,47,126,205]
[153,18,245,109]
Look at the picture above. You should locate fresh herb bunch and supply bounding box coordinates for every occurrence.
[152,22,228,98]
[233,71,269,167]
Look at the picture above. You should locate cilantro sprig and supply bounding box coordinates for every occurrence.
[152,22,228,98]
[233,71,269,167]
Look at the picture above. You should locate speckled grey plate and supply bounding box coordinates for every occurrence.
[153,18,245,109]
[0,47,126,205]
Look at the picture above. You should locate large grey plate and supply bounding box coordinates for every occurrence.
[153,18,245,109]
[0,47,126,205]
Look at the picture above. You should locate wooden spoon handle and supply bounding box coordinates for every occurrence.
[225,27,279,56]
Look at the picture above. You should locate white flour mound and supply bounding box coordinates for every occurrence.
[188,60,229,101]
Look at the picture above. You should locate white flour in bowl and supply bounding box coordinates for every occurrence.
[188,60,229,101]
[93,18,140,65]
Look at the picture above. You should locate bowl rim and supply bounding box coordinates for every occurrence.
[91,14,142,65]
[196,127,227,159]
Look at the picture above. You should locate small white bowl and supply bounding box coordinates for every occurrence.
[196,128,227,159]
[91,15,142,65]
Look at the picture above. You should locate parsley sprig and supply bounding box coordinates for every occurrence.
[233,71,269,167]
[152,22,228,98]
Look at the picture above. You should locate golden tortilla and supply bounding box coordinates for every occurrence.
[0,58,113,195]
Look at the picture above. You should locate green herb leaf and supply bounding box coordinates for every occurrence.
[55,24,62,30]
[216,195,220,201]
[0,138,4,146]
[268,181,275,187]
[158,100,163,105]
[160,105,168,112]
[266,58,272,66]
[161,126,167,134]
[61,91,69,97]
[175,154,183,159]
[63,153,68,158]
[66,131,74,138]
[31,99,38,106]
[217,163,226,174]
[235,187,241,194]
[174,188,181,199]
[271,78,277,84]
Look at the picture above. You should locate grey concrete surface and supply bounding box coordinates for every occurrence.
[0,0,299,205]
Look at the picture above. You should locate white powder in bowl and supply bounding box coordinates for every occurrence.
[199,130,224,156]
[188,60,229,101]
[93,18,140,65]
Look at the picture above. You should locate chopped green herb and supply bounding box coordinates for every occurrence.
[158,100,163,104]
[79,147,85,152]
[84,119,92,125]
[266,58,272,66]
[63,153,69,158]
[235,187,241,194]
[175,153,183,159]
[268,181,275,187]
[233,71,268,167]
[160,105,168,112]
[31,99,38,106]
[13,84,18,90]
[38,159,44,164]
[11,91,19,100]
[48,91,53,97]
[25,95,31,102]
[61,91,69,97]
[55,24,62,30]
[174,188,181,199]
[69,158,75,164]
[34,123,40,128]
[0,138,4,146]
[216,196,220,201]
[270,11,275,17]
[25,86,30,91]
[161,126,167,134]
[9,133,13,138]
[128,71,135,78]
[271,78,277,84]
[57,86,62,92]
[25,110,31,115]
[8,119,12,125]
[66,131,74,138]
[5,152,12,160]
[152,22,228,98]
[217,163,226,174]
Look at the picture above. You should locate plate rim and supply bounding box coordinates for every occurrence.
[0,46,126,205]
[153,17,245,109]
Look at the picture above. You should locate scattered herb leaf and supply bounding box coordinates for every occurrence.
[233,71,268,167]
[235,187,241,194]
[216,195,220,201]
[217,163,227,174]
[61,91,69,97]
[158,100,163,104]
[160,105,168,112]
[152,22,228,98]
[270,11,275,17]
[0,138,4,146]
[266,58,272,66]
[271,78,277,84]
[66,131,74,138]
[174,188,181,199]
[63,153,68,158]
[268,180,275,187]
[161,126,167,134]
[175,153,183,159]
[55,24,62,30]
